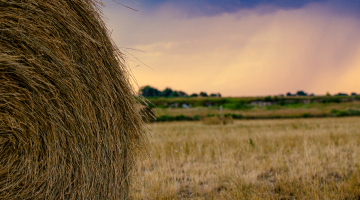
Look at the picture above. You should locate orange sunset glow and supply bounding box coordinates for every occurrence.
[103,1,360,96]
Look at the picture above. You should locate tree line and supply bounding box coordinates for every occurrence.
[139,85,221,98]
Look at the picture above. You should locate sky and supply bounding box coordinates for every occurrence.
[101,0,360,97]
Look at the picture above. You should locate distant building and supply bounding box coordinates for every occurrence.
[182,103,190,108]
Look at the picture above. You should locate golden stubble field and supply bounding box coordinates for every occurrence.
[131,117,360,199]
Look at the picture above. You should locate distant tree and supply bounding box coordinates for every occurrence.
[336,93,348,96]
[161,88,173,97]
[296,91,307,96]
[139,85,160,97]
[140,86,222,98]
[199,92,208,97]
[169,91,179,97]
[177,91,188,97]
[351,92,357,96]
[286,92,294,97]
[326,92,331,96]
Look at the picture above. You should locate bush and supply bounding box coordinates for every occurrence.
[223,102,252,110]
[347,109,360,116]
[277,100,286,106]
[225,113,243,119]
[302,113,310,118]
[193,115,201,121]
[321,97,341,103]
[331,109,360,117]
[335,110,350,117]
[156,115,194,122]
[156,115,175,122]
[175,115,189,121]
[264,96,272,101]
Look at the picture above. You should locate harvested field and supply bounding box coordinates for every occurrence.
[131,117,360,199]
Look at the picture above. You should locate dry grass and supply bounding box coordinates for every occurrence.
[137,105,156,123]
[0,1,148,199]
[202,116,234,125]
[131,117,360,199]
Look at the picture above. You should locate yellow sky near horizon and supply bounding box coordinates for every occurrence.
[104,3,360,96]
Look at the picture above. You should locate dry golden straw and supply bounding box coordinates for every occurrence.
[0,0,149,199]
[137,105,155,123]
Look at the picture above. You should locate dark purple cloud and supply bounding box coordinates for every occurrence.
[116,0,360,18]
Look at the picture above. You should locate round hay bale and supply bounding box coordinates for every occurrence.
[0,0,148,199]
[137,105,155,123]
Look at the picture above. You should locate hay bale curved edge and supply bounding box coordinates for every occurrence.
[0,0,149,199]
[137,105,156,123]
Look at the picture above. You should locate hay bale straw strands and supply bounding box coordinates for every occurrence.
[0,0,149,199]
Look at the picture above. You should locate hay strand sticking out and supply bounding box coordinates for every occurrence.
[0,0,149,199]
